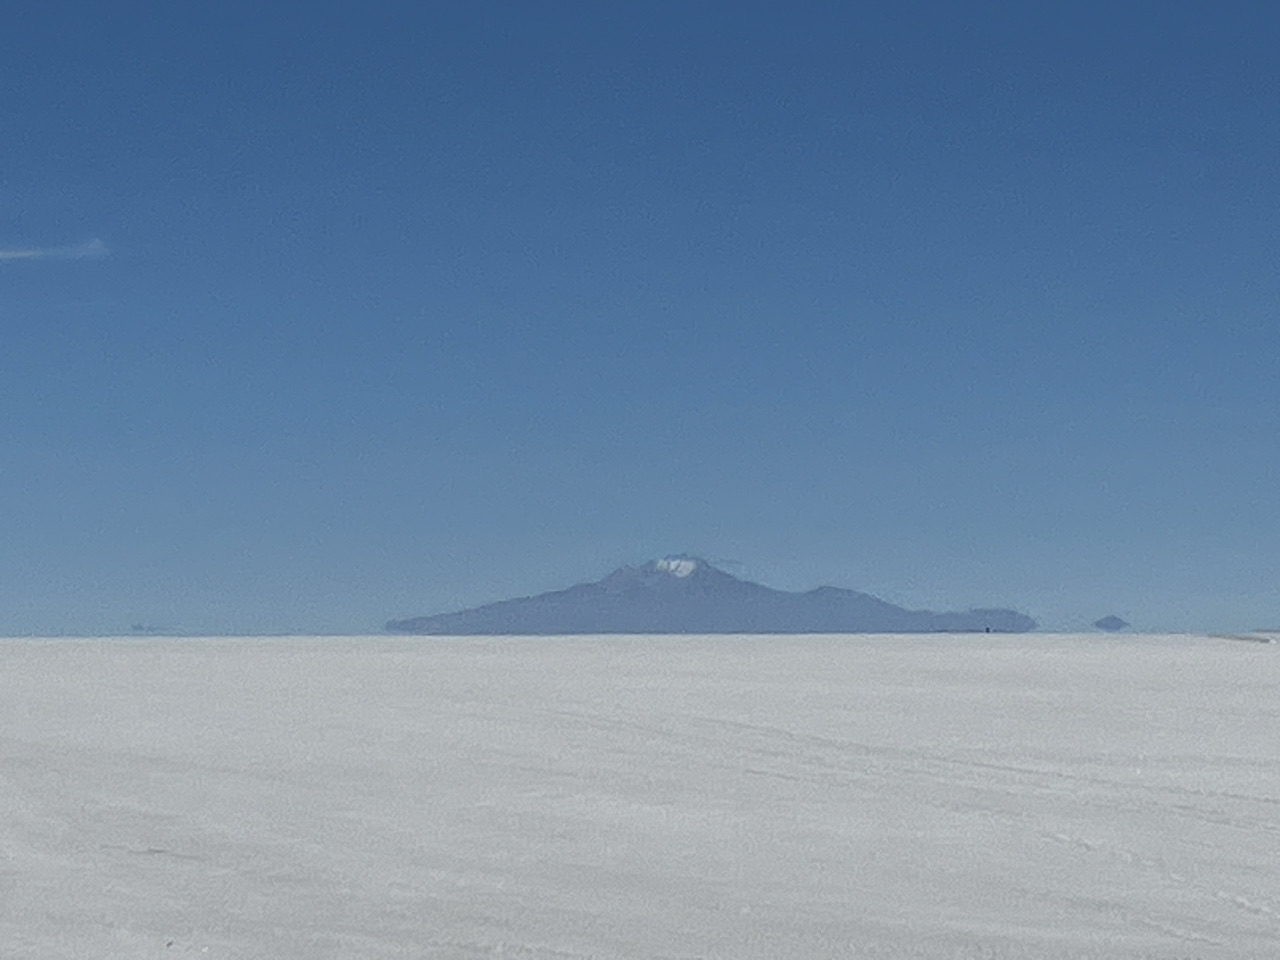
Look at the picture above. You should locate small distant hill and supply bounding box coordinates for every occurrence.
[1093,615,1130,632]
[386,557,1037,635]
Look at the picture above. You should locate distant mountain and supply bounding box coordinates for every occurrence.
[386,556,1037,635]
[1093,615,1130,632]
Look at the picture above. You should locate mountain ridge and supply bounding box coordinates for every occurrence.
[386,556,1037,635]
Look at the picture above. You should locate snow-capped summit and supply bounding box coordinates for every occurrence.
[655,556,699,577]
[386,557,1037,635]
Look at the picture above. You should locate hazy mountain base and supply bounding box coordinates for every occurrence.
[1,634,1276,959]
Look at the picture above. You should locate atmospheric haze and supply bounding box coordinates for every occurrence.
[2,633,1277,959]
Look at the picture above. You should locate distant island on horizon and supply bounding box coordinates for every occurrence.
[386,556,1037,636]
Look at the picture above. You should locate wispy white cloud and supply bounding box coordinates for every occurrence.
[0,238,109,262]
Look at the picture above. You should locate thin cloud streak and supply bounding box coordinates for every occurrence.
[0,239,109,262]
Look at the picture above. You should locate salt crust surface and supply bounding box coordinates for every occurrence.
[1,634,1277,959]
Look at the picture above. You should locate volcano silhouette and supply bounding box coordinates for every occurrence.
[386,557,1036,635]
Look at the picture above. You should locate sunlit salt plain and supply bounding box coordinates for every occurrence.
[1,634,1277,959]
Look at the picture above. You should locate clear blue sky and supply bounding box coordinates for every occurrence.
[3,1,1277,635]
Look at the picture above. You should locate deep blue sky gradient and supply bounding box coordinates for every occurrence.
[3,2,1278,633]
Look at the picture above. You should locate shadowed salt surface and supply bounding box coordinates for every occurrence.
[1,634,1277,959]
